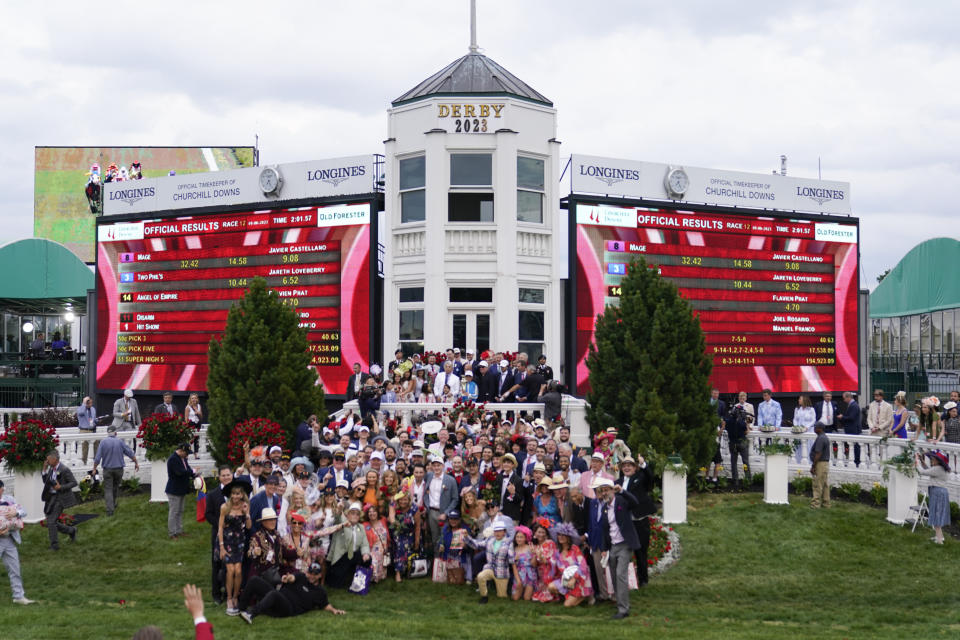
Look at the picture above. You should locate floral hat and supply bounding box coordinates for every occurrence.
[925,450,951,472]
[550,522,581,546]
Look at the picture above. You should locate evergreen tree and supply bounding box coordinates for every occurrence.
[206,277,326,463]
[585,257,715,465]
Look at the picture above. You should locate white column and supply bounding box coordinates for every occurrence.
[886,469,918,524]
[12,470,45,524]
[763,454,790,505]
[150,459,169,503]
[662,467,687,524]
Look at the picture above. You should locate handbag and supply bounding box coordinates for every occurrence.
[431,557,448,583]
[349,565,373,595]
[383,552,391,567]
[408,554,430,578]
[446,563,465,585]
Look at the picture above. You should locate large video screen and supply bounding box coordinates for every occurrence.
[35,146,254,262]
[96,203,371,396]
[574,203,859,395]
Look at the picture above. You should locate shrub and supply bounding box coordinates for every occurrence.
[751,472,764,487]
[791,476,813,495]
[870,482,888,506]
[648,517,674,566]
[25,407,78,427]
[121,477,142,494]
[950,501,960,522]
[839,482,863,502]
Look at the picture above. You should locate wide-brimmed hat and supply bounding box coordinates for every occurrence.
[590,476,615,490]
[421,420,444,435]
[926,450,951,472]
[258,507,279,522]
[289,456,314,474]
[538,477,553,488]
[944,402,958,412]
[501,453,517,465]
[223,478,253,496]
[550,522,581,546]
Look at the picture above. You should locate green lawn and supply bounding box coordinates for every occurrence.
[4,490,957,639]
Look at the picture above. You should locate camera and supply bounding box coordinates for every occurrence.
[726,404,752,424]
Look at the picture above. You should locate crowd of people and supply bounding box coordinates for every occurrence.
[200,402,652,622]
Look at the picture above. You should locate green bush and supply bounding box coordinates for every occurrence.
[870,483,888,506]
[839,482,863,502]
[121,477,141,494]
[950,501,960,522]
[791,476,813,495]
[751,472,764,487]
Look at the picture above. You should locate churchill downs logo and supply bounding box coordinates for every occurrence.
[578,164,640,187]
[307,165,366,188]
[796,186,845,206]
[109,186,156,206]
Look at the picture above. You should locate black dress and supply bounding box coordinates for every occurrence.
[221,513,247,563]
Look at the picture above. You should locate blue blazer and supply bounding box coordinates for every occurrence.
[585,497,606,552]
[249,490,281,532]
[164,453,195,496]
[840,400,861,434]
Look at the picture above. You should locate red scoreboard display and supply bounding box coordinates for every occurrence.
[573,202,859,395]
[96,203,373,396]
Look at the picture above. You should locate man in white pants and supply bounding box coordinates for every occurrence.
[0,479,35,604]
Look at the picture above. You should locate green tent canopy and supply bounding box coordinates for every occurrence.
[870,237,960,318]
[0,238,93,314]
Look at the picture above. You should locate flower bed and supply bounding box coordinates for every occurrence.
[648,516,680,576]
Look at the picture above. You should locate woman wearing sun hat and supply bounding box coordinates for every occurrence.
[532,477,561,527]
[388,491,421,583]
[918,450,951,544]
[280,512,312,574]
[547,522,593,606]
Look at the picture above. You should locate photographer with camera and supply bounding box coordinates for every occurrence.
[359,375,383,419]
[722,391,754,491]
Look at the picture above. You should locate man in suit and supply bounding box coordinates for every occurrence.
[584,490,611,602]
[249,475,282,533]
[319,450,352,492]
[433,361,460,399]
[0,479,35,604]
[165,442,198,539]
[618,456,655,586]
[204,466,234,605]
[423,456,459,551]
[814,391,840,432]
[840,391,862,466]
[153,391,178,416]
[111,388,142,431]
[495,360,515,401]
[345,363,369,402]
[478,361,498,402]
[594,477,641,620]
[495,454,524,523]
[867,389,894,436]
[41,450,78,550]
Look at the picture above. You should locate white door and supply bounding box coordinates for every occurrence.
[450,311,492,355]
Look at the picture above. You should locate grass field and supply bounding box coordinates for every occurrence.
[4,489,958,639]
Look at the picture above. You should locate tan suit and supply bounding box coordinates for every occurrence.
[867,400,894,436]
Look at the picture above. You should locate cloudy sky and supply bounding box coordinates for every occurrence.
[2,1,957,288]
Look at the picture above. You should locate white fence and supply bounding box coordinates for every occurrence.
[730,430,960,501]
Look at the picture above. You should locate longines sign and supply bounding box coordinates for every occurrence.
[570,154,851,216]
[103,155,376,215]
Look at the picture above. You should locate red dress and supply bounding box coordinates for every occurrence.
[550,545,593,599]
[531,540,560,602]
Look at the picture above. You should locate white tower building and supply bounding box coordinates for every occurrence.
[382,51,563,371]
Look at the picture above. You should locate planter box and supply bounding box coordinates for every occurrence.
[763,454,790,505]
[662,467,687,524]
[13,470,45,524]
[150,459,169,503]
[886,468,918,524]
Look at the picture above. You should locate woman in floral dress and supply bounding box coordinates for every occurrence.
[531,521,559,602]
[510,525,537,601]
[363,504,392,582]
[547,522,592,606]
[279,513,312,573]
[388,492,421,583]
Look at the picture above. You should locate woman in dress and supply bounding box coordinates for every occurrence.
[363,504,391,583]
[793,394,816,463]
[276,478,291,537]
[363,470,382,510]
[510,525,538,601]
[388,491,421,583]
[918,450,951,544]
[217,479,252,615]
[286,488,309,532]
[533,478,561,527]
[459,486,485,535]
[917,400,941,442]
[888,391,908,439]
[184,393,203,459]
[547,522,592,607]
[280,513,312,574]
[401,369,417,403]
[379,469,400,514]
[531,521,560,602]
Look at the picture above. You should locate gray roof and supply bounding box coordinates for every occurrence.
[392,53,552,107]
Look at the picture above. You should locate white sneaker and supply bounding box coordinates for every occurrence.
[13,597,36,605]
[240,611,254,625]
